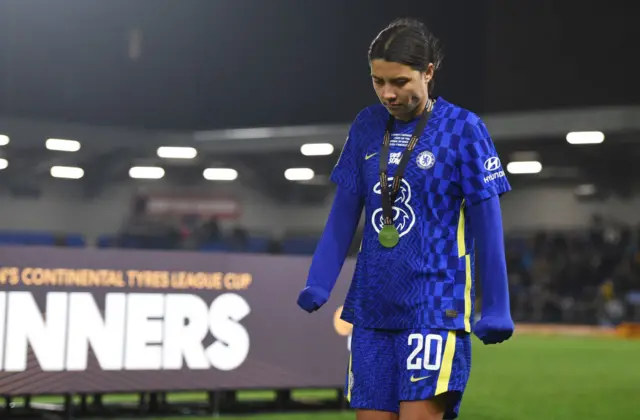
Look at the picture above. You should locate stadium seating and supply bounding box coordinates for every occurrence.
[0,231,85,247]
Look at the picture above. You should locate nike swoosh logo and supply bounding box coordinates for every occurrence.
[410,375,430,383]
[365,152,378,160]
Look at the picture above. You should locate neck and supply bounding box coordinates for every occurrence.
[397,96,432,122]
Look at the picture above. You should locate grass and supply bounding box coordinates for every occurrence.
[13,334,640,419]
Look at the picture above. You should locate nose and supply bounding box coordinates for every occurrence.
[380,86,397,102]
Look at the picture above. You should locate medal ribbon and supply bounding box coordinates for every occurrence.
[378,100,434,227]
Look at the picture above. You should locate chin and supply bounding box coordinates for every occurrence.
[386,106,405,115]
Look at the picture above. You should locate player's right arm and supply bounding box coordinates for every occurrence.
[458,115,513,343]
[297,120,365,313]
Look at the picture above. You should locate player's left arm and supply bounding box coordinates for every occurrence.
[467,196,513,344]
[459,116,514,345]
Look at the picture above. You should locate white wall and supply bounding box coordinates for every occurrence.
[0,183,638,240]
[0,180,285,241]
[0,182,131,240]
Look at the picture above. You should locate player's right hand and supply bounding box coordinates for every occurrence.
[297,285,330,313]
[473,314,514,345]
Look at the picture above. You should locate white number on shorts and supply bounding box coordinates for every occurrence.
[406,333,443,371]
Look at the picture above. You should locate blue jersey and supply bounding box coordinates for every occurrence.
[331,97,511,332]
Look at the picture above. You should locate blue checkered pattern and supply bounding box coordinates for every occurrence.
[331,97,511,331]
[346,326,471,419]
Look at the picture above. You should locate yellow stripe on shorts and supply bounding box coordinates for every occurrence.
[346,353,353,402]
[435,330,457,395]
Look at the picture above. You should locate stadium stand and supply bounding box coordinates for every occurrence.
[1,213,638,328]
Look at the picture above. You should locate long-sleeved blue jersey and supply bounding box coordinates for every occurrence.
[326,97,511,331]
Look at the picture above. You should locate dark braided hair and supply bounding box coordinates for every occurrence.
[368,18,444,94]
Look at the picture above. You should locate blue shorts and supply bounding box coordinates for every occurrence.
[345,326,471,419]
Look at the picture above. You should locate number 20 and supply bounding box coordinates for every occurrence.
[406,333,443,371]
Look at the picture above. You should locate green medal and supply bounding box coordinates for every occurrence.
[378,224,400,248]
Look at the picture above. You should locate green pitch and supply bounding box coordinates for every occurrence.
[24,333,640,419]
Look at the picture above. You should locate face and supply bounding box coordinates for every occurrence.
[370,59,433,120]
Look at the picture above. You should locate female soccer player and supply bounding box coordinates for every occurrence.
[297,17,514,420]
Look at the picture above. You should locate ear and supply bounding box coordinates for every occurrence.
[423,63,435,84]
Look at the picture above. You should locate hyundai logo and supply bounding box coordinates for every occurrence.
[484,157,501,171]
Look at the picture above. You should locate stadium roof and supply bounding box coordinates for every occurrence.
[0,105,639,203]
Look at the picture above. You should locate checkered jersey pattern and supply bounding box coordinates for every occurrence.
[331,97,511,331]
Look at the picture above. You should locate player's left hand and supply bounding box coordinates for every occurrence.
[473,315,514,345]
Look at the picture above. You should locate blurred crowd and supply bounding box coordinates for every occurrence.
[503,215,640,326]
[52,212,639,327]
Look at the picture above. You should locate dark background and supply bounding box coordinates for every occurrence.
[1,1,635,131]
